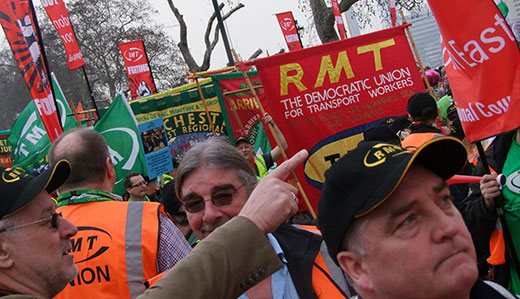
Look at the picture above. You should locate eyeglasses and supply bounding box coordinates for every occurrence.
[182,184,244,213]
[130,181,146,188]
[0,212,62,233]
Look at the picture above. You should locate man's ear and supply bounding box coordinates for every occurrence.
[337,251,374,292]
[0,240,14,269]
[105,157,116,179]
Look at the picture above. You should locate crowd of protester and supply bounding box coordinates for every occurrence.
[0,62,519,299]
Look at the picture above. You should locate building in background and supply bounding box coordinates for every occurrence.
[503,0,520,39]
[407,13,443,69]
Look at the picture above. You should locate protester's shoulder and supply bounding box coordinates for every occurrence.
[482,280,519,298]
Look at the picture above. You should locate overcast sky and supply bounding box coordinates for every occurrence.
[151,0,383,69]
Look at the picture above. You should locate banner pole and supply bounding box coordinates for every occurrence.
[399,10,446,134]
[399,10,433,97]
[223,91,245,134]
[67,100,82,128]
[476,142,520,271]
[192,70,217,137]
[232,49,317,219]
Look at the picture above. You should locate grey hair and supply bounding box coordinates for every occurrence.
[175,138,257,200]
[0,213,20,236]
[339,217,368,289]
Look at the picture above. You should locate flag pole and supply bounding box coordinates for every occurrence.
[192,70,217,137]
[81,66,100,120]
[232,49,317,219]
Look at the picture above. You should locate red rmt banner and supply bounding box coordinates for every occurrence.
[428,0,520,142]
[0,0,63,142]
[119,40,157,101]
[275,11,302,51]
[254,25,424,212]
[41,0,84,70]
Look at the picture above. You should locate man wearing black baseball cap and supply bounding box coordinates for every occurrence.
[0,160,78,298]
[318,137,517,298]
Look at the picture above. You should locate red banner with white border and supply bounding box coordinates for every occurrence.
[119,40,157,100]
[254,25,424,212]
[428,0,520,141]
[275,11,302,51]
[0,0,63,142]
[41,0,84,70]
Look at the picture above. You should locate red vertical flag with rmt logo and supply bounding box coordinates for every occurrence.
[275,11,303,51]
[0,0,63,142]
[428,0,520,142]
[41,0,84,70]
[331,0,347,39]
[119,40,157,101]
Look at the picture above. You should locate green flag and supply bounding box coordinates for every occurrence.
[94,93,147,196]
[7,73,78,171]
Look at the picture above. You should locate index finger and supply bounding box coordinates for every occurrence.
[267,149,308,181]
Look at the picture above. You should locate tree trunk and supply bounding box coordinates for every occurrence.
[310,0,359,44]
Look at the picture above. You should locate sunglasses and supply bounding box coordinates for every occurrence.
[182,184,244,213]
[0,212,62,233]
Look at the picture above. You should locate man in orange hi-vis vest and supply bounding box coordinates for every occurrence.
[175,138,352,298]
[48,129,191,299]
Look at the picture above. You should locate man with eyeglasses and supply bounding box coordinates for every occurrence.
[0,150,311,298]
[0,160,77,298]
[175,138,352,298]
[48,128,191,299]
[124,172,150,202]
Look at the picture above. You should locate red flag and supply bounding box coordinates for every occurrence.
[428,0,520,141]
[275,11,303,51]
[0,0,63,142]
[331,0,347,39]
[119,40,157,101]
[254,25,424,212]
[389,0,397,27]
[41,0,84,70]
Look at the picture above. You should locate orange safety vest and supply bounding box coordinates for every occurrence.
[146,225,350,298]
[295,225,350,298]
[55,201,160,299]
[401,132,445,152]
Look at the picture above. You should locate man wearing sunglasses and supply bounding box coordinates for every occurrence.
[48,128,191,299]
[0,160,77,298]
[175,138,351,298]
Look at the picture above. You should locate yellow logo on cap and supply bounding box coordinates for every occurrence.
[363,144,407,167]
[2,167,27,183]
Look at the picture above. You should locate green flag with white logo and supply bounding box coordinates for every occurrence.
[7,73,78,171]
[94,92,147,196]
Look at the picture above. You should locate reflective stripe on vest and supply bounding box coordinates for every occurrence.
[55,201,160,299]
[401,132,445,152]
[254,155,269,178]
[294,225,350,298]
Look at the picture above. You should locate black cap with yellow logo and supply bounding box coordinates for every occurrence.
[0,160,71,219]
[318,137,467,265]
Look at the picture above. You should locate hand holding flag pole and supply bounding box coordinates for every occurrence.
[232,49,317,219]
